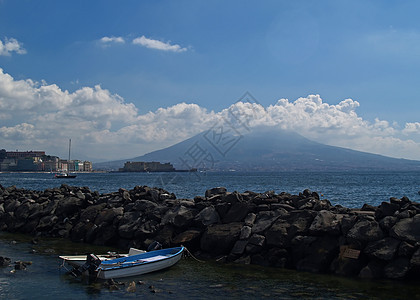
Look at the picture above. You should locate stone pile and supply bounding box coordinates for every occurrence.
[1,184,419,279]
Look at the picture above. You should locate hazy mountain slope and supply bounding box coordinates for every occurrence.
[94,127,420,171]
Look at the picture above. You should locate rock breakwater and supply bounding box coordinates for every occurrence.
[1,184,419,280]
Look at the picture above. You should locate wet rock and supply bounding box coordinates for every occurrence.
[0,256,11,267]
[126,281,136,293]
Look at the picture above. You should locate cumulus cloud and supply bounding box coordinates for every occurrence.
[0,37,26,56]
[132,35,187,52]
[99,36,125,46]
[1,68,420,161]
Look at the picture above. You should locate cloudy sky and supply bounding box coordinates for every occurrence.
[1,0,420,162]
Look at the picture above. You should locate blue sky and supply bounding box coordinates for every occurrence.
[1,0,420,162]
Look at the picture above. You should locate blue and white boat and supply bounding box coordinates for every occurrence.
[94,246,184,279]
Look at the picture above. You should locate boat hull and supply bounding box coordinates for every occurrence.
[96,246,184,279]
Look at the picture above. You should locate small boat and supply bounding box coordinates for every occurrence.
[59,247,145,268]
[93,246,184,279]
[55,172,77,178]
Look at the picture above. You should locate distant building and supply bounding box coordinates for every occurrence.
[120,161,176,172]
[0,149,92,172]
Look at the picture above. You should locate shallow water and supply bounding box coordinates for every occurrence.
[0,233,419,299]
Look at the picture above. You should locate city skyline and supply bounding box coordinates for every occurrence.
[1,1,420,162]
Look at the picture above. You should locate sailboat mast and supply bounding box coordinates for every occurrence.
[68,139,71,171]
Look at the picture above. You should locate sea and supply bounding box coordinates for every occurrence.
[1,171,420,299]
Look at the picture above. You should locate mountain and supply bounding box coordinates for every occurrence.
[94,127,420,171]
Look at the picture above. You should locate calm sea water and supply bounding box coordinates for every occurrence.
[1,171,420,299]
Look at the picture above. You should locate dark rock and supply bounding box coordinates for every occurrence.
[0,256,11,267]
[194,206,220,226]
[384,257,411,279]
[161,205,197,228]
[230,240,248,256]
[172,229,202,245]
[331,256,365,277]
[200,222,242,255]
[222,202,250,223]
[293,235,339,273]
[252,211,282,234]
[246,234,265,254]
[389,214,420,243]
[239,225,252,240]
[309,210,342,235]
[347,217,385,243]
[398,241,415,258]
[364,237,400,261]
[410,248,420,270]
[244,213,256,226]
[379,216,398,232]
[95,207,124,225]
[265,219,290,248]
[205,187,227,198]
[55,196,83,217]
[375,202,399,219]
[287,210,316,236]
[359,260,385,279]
[313,199,332,211]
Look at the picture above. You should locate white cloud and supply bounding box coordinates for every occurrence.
[132,35,187,52]
[99,36,125,46]
[0,37,26,56]
[0,68,420,161]
[403,122,420,134]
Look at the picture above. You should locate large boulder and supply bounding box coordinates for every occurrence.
[363,237,400,261]
[200,222,242,255]
[194,206,220,226]
[389,214,420,243]
[346,217,385,243]
[292,235,339,273]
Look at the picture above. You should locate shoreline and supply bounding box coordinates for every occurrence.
[0,183,419,280]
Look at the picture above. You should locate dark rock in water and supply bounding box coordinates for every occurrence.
[14,260,31,270]
[0,256,11,267]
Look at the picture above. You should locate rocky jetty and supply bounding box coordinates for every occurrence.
[1,183,420,280]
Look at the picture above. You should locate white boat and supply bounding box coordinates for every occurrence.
[94,246,184,279]
[55,138,77,179]
[59,247,145,268]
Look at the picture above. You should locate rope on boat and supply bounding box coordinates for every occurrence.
[183,246,205,263]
